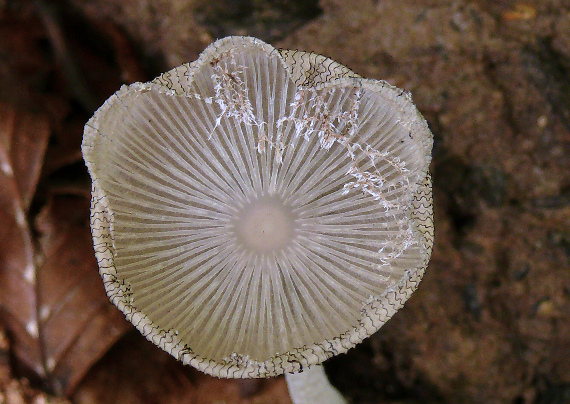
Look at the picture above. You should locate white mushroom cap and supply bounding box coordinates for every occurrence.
[83,36,434,379]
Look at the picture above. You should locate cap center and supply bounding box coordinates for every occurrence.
[235,198,295,252]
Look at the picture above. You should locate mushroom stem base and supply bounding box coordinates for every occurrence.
[285,365,346,404]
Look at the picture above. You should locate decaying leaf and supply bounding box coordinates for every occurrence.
[0,105,47,386]
[34,194,131,394]
[0,329,72,404]
[0,104,131,395]
[73,331,292,404]
[0,104,50,210]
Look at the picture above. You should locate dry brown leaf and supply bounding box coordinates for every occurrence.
[0,10,81,178]
[501,4,537,21]
[0,105,131,395]
[0,7,132,178]
[0,104,50,209]
[0,328,11,386]
[34,194,131,394]
[0,106,46,386]
[0,10,51,109]
[41,112,86,178]
[73,331,292,404]
[0,329,72,404]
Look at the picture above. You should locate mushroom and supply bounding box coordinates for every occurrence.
[83,36,434,403]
